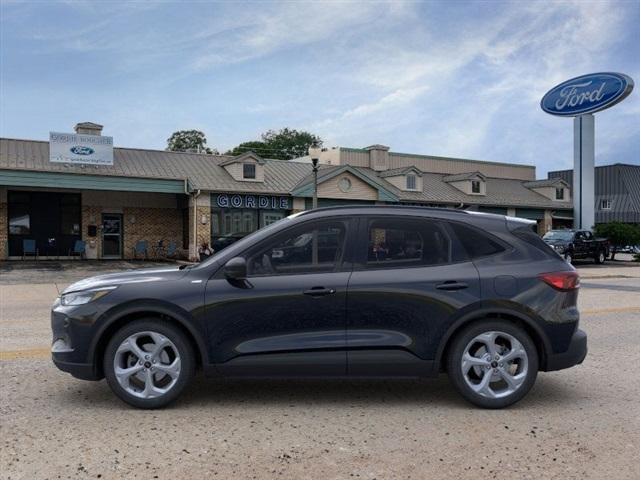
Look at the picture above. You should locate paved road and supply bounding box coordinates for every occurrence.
[1,263,639,479]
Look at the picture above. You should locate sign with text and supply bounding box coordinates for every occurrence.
[541,72,634,117]
[213,193,290,210]
[49,132,114,165]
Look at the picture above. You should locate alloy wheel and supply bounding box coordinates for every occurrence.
[460,331,529,399]
[113,331,181,399]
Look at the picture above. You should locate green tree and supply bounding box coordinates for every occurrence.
[225,141,269,157]
[594,222,640,260]
[167,130,217,154]
[226,128,322,160]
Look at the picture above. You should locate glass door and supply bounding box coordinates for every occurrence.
[102,213,123,258]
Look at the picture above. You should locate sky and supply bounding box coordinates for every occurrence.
[1,0,638,177]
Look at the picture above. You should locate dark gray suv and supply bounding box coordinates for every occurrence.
[52,206,586,409]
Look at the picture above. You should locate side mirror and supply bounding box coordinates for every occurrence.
[224,257,247,280]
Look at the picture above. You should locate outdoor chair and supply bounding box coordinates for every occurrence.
[22,239,38,261]
[133,240,149,260]
[68,240,86,260]
[152,239,166,258]
[165,241,178,258]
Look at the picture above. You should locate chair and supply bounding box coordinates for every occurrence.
[68,240,86,260]
[165,241,178,258]
[22,239,38,261]
[133,240,149,260]
[152,239,166,258]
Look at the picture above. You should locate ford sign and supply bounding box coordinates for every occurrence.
[70,145,95,155]
[541,72,633,116]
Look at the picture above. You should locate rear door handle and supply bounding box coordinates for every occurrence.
[303,287,336,297]
[436,281,468,291]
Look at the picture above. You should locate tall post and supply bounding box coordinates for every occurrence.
[573,114,595,229]
[312,157,319,209]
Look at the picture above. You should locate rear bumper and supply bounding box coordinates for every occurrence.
[544,328,587,371]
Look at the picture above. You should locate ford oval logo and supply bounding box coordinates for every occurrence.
[70,146,95,155]
[541,72,633,116]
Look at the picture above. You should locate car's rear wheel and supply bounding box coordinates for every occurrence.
[104,319,195,409]
[447,320,538,408]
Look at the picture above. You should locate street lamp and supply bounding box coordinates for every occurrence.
[308,144,322,209]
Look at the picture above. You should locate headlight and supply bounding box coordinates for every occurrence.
[60,286,117,306]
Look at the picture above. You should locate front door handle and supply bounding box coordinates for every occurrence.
[436,281,468,291]
[303,287,336,297]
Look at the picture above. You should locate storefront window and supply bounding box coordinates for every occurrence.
[9,209,30,234]
[8,192,30,234]
[210,194,291,252]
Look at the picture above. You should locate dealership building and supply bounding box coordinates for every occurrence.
[1,122,576,261]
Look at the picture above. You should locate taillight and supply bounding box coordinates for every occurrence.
[539,271,580,291]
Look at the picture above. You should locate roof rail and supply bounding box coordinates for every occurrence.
[295,204,476,217]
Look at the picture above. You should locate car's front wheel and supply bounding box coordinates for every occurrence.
[104,319,195,409]
[447,320,538,408]
[595,250,606,264]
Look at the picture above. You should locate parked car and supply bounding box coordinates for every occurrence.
[211,232,250,252]
[542,229,609,264]
[52,206,586,409]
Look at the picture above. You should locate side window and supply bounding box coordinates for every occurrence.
[365,218,451,268]
[584,231,593,241]
[449,222,505,259]
[247,221,346,276]
[575,232,584,241]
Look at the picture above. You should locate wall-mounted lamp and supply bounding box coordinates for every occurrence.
[200,215,208,225]
[129,215,136,224]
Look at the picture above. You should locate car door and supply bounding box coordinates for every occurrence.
[346,215,481,376]
[203,218,354,376]
[573,231,587,257]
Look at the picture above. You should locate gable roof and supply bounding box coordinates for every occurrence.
[443,171,486,182]
[291,164,399,202]
[219,151,266,166]
[378,166,423,178]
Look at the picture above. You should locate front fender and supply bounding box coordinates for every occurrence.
[89,299,209,367]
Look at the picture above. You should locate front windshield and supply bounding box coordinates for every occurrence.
[543,231,573,241]
[195,214,295,269]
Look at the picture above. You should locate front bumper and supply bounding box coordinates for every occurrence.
[52,356,101,380]
[51,303,103,381]
[544,328,587,371]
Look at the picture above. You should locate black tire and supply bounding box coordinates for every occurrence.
[564,252,573,264]
[104,319,195,409]
[594,250,606,264]
[446,320,539,409]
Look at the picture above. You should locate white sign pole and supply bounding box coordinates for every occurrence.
[573,114,595,229]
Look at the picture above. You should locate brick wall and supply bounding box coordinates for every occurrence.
[122,207,183,259]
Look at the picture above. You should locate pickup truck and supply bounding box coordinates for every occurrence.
[542,229,609,264]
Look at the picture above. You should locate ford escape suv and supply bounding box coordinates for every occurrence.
[52,206,587,409]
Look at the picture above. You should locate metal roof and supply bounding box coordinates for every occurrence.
[0,137,311,195]
[443,171,486,182]
[549,164,640,222]
[1,137,573,209]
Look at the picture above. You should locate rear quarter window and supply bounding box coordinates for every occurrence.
[448,222,506,259]
[512,226,558,256]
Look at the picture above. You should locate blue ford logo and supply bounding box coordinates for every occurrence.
[541,72,633,116]
[70,146,95,155]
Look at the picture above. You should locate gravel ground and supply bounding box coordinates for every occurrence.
[1,262,639,479]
